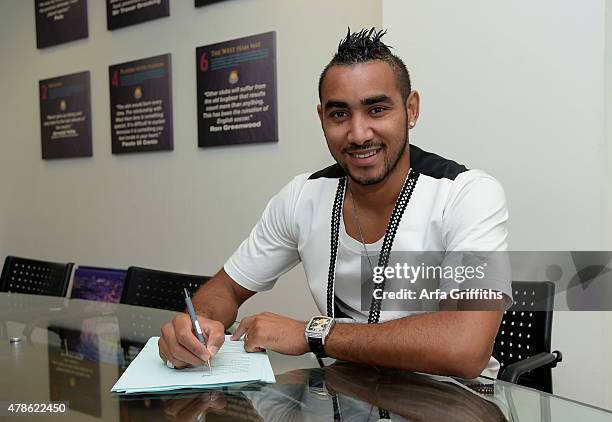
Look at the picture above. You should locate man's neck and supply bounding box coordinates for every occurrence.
[348,148,411,210]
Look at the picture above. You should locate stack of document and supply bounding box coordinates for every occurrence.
[112,335,275,394]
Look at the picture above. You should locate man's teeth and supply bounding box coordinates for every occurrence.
[351,149,378,158]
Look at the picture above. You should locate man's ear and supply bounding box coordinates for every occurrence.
[317,104,323,124]
[406,90,420,128]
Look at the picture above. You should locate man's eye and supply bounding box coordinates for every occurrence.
[331,111,348,119]
[370,107,386,114]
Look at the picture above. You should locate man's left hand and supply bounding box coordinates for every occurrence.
[231,312,309,355]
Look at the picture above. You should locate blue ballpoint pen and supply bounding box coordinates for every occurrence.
[184,288,211,370]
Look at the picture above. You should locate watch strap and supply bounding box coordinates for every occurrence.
[307,335,327,358]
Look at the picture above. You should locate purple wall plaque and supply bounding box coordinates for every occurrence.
[35,0,89,49]
[39,71,92,159]
[108,54,173,154]
[196,31,278,147]
[106,0,169,30]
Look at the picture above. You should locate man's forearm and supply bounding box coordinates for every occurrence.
[324,310,503,379]
[191,271,243,329]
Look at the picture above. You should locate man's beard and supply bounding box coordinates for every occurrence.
[340,123,409,186]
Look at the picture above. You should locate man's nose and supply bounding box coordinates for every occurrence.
[347,114,373,145]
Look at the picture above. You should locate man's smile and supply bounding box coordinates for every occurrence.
[346,146,383,165]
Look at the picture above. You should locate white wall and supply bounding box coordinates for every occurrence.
[604,0,612,409]
[0,0,381,321]
[383,0,609,410]
[604,0,612,250]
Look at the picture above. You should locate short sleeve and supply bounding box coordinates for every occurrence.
[223,176,304,292]
[443,171,508,252]
[439,171,513,305]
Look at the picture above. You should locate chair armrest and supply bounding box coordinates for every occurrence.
[499,350,562,384]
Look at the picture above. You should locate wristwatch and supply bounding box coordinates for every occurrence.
[305,316,336,358]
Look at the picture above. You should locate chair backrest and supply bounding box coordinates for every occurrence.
[0,256,74,297]
[120,266,211,311]
[493,281,555,392]
[70,266,127,303]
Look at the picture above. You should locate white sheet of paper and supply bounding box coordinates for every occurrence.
[111,335,275,394]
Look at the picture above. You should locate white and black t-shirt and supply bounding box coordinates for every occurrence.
[225,144,511,377]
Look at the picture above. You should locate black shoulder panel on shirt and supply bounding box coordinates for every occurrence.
[308,163,346,180]
[307,145,467,181]
[410,144,468,180]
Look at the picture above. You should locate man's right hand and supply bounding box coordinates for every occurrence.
[158,313,226,369]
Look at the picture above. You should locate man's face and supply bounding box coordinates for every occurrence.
[318,60,410,186]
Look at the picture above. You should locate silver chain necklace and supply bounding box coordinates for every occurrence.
[347,181,376,276]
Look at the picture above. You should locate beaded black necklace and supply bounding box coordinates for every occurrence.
[326,169,420,322]
[326,169,419,421]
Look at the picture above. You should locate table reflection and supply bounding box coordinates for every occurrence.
[116,364,507,422]
[2,294,610,422]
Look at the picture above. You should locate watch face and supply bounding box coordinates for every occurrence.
[307,317,330,333]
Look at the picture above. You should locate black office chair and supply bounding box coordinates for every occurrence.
[493,281,562,393]
[120,266,211,312]
[0,256,74,297]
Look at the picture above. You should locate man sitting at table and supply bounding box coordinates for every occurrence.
[159,28,511,379]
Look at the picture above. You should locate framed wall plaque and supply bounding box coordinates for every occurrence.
[195,0,227,7]
[106,0,169,30]
[35,0,89,49]
[196,31,278,147]
[39,71,92,159]
[108,54,173,154]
